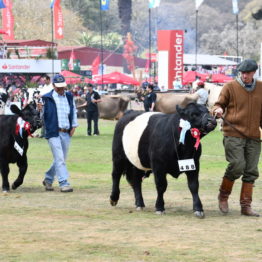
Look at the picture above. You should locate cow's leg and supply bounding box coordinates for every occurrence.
[127,166,145,210]
[185,170,204,218]
[12,157,28,190]
[1,162,10,192]
[110,161,125,206]
[154,171,167,214]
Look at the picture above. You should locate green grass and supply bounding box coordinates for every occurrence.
[0,119,261,262]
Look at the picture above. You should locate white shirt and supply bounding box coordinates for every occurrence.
[196,88,208,105]
[40,83,53,96]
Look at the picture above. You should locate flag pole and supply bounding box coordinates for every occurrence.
[236,13,239,61]
[149,7,152,79]
[51,6,54,77]
[99,0,104,88]
[195,9,198,79]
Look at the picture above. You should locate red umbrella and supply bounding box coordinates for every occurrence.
[211,74,233,83]
[183,71,208,85]
[93,71,140,86]
[61,70,93,84]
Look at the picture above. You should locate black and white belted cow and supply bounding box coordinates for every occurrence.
[0,104,42,192]
[110,103,217,218]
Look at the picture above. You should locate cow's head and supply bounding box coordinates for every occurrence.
[11,103,42,135]
[176,103,217,134]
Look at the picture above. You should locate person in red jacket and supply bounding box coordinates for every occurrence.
[213,59,262,217]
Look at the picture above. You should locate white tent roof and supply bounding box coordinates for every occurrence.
[184,54,238,66]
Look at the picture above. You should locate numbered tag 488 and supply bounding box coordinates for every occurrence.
[178,159,196,172]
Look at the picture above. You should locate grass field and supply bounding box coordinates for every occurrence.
[0,119,261,262]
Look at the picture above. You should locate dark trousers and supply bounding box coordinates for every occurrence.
[87,110,99,135]
[223,136,261,183]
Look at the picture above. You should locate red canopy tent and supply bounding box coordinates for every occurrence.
[61,70,93,84]
[183,71,208,85]
[211,74,233,83]
[93,71,140,86]
[0,29,7,35]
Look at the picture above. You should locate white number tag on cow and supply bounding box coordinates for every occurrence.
[178,159,196,172]
[14,141,24,156]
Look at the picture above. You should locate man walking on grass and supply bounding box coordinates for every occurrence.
[213,59,262,217]
[41,74,78,192]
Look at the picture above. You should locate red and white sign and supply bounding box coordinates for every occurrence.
[0,59,61,73]
[158,30,184,90]
[54,0,64,39]
[2,0,14,40]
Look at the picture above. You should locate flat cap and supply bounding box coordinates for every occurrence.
[237,59,258,72]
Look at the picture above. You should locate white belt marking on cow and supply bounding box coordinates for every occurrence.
[122,112,162,171]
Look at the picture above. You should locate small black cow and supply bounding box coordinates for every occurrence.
[0,104,42,192]
[110,103,217,218]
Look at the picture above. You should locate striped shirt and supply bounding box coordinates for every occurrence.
[52,91,78,129]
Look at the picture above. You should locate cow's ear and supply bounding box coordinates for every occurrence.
[176,105,186,119]
[10,104,22,116]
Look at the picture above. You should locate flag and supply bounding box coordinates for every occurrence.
[53,0,64,39]
[0,0,6,8]
[144,59,150,73]
[2,0,14,40]
[101,0,110,11]
[149,0,160,8]
[232,0,239,15]
[50,0,57,9]
[68,49,75,70]
[92,55,100,75]
[195,0,204,10]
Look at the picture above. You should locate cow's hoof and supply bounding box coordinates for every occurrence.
[136,206,144,211]
[11,184,17,190]
[110,199,118,206]
[155,210,165,215]
[194,211,205,219]
[2,190,9,195]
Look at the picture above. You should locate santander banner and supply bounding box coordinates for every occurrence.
[54,0,64,39]
[158,30,184,90]
[2,0,14,40]
[0,59,61,73]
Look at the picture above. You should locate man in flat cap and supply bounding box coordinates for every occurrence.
[213,59,262,217]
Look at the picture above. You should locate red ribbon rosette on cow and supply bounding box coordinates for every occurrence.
[191,128,201,150]
[15,117,32,137]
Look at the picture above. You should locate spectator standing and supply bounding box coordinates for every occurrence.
[141,84,157,112]
[173,77,182,90]
[195,81,208,105]
[40,75,53,96]
[78,83,101,136]
[41,74,78,192]
[213,59,262,217]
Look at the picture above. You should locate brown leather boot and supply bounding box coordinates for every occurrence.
[240,182,260,217]
[218,177,234,214]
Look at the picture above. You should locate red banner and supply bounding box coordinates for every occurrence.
[53,0,64,39]
[158,30,184,89]
[2,0,14,40]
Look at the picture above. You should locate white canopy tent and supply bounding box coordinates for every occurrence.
[184,54,238,66]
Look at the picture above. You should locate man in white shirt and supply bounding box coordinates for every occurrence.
[195,81,208,105]
[40,75,53,96]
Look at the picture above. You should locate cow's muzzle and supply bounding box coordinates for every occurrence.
[200,114,217,134]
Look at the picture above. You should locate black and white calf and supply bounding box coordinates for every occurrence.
[0,104,42,192]
[110,103,217,218]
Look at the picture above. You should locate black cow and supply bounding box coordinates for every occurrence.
[0,104,42,192]
[110,103,217,218]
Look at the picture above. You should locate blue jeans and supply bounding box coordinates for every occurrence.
[45,132,71,187]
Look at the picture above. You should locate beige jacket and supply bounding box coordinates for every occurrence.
[213,79,262,139]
